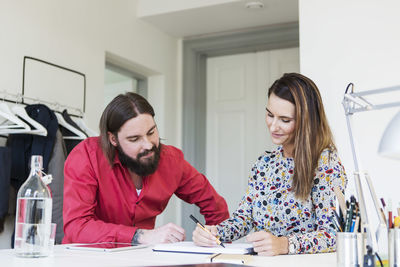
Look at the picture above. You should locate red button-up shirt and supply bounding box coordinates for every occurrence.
[62,137,229,244]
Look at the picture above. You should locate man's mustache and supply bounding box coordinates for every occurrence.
[137,145,157,159]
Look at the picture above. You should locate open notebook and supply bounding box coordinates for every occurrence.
[153,241,254,255]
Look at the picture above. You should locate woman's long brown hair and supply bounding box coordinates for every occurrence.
[268,73,335,200]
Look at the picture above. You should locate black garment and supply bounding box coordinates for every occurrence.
[0,147,11,233]
[48,130,67,244]
[59,109,88,154]
[7,104,58,191]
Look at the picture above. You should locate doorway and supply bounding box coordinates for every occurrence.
[104,62,148,105]
[181,22,299,237]
[206,48,299,214]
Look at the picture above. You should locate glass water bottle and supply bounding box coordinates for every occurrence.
[14,155,52,257]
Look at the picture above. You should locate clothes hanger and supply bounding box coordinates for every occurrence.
[0,102,30,130]
[0,92,30,130]
[55,112,86,140]
[71,116,98,137]
[11,105,47,136]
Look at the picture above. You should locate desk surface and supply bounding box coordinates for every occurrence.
[0,245,337,267]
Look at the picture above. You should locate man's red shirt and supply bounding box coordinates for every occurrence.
[62,137,229,243]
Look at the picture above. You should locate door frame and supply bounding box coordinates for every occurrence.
[181,22,299,232]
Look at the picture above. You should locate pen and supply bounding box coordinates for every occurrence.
[330,205,343,231]
[388,200,393,229]
[189,214,225,248]
[381,198,387,222]
[380,198,386,210]
[379,207,387,227]
[394,216,400,228]
[354,216,360,233]
[333,186,347,219]
[328,216,342,232]
[345,196,356,232]
[350,217,356,232]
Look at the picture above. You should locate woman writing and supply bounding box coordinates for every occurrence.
[192,73,347,255]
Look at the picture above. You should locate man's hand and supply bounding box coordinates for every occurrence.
[192,225,218,247]
[136,223,186,244]
[246,231,289,256]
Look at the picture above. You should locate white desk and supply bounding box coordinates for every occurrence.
[0,245,337,267]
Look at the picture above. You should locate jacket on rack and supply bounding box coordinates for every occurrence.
[60,109,88,154]
[7,104,58,191]
[48,130,67,244]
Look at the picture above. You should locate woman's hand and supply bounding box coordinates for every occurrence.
[192,225,219,247]
[246,231,289,256]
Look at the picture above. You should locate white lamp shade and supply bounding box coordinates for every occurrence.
[378,111,400,159]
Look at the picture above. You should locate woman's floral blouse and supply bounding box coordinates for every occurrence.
[216,145,347,254]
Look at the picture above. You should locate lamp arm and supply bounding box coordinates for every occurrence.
[344,113,360,172]
[354,172,378,252]
[343,94,378,253]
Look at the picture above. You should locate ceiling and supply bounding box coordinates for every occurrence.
[138,0,299,38]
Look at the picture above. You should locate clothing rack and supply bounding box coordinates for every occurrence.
[0,90,83,118]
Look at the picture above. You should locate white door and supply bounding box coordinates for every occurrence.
[206,47,299,214]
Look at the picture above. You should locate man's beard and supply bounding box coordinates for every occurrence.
[116,142,161,177]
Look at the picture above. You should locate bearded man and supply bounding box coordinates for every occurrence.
[62,93,229,245]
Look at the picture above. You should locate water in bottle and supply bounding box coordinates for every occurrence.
[14,155,52,257]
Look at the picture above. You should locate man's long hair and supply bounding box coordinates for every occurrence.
[99,92,155,165]
[268,73,335,200]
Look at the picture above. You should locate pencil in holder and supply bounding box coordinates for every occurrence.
[337,232,365,267]
[389,228,400,267]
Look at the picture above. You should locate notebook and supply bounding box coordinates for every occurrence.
[152,241,254,255]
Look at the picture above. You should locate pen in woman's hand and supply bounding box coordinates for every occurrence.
[190,214,225,248]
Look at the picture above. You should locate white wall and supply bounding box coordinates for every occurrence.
[0,0,180,144]
[104,79,137,109]
[0,0,180,248]
[299,0,400,235]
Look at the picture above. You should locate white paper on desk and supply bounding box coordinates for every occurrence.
[152,241,253,255]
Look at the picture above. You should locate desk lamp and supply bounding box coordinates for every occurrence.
[342,84,400,266]
[378,111,400,159]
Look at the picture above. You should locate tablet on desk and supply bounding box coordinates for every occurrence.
[66,242,148,252]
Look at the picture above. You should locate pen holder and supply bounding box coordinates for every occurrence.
[337,232,365,267]
[389,228,400,267]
